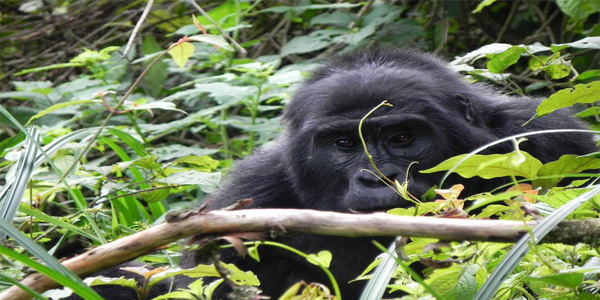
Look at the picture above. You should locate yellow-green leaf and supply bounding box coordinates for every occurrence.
[534,155,600,189]
[536,82,600,117]
[306,250,332,268]
[421,151,542,179]
[168,42,195,68]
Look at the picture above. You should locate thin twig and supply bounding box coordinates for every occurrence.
[123,0,154,56]
[496,0,519,43]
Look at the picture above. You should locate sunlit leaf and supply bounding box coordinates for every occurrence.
[168,42,195,68]
[306,250,332,268]
[536,82,600,117]
[535,155,600,189]
[456,264,480,299]
[472,0,497,13]
[525,272,584,288]
[421,151,542,179]
[187,34,233,51]
[486,46,525,73]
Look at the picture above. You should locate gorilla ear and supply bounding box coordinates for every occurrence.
[456,94,475,123]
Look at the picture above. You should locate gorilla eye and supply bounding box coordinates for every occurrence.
[334,139,357,149]
[388,134,413,146]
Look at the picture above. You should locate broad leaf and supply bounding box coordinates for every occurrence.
[421,151,542,179]
[486,46,525,73]
[187,34,233,51]
[525,272,584,288]
[536,82,600,117]
[168,42,194,68]
[534,155,600,189]
[306,250,332,268]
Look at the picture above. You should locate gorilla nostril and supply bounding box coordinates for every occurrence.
[357,172,397,188]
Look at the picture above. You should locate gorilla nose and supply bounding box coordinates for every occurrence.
[356,171,398,189]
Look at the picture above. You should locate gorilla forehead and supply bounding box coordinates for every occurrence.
[321,69,447,114]
[286,67,465,128]
[283,49,470,130]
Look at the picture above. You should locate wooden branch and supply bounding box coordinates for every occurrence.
[1,209,599,300]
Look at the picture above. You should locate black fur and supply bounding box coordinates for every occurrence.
[60,49,595,299]
[200,48,595,298]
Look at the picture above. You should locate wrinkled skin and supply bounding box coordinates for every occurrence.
[63,49,596,299]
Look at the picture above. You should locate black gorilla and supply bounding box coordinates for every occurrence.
[57,49,595,299]
[194,48,595,297]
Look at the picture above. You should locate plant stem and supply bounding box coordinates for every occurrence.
[358,101,393,185]
[245,240,342,299]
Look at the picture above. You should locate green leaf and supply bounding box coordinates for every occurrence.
[552,37,600,50]
[456,264,481,299]
[136,187,170,203]
[535,155,600,189]
[575,106,600,117]
[425,265,464,298]
[175,155,220,170]
[472,0,497,13]
[486,46,525,74]
[222,263,260,285]
[555,0,600,20]
[168,42,195,68]
[248,245,260,262]
[421,151,542,179]
[151,291,199,300]
[156,170,221,193]
[14,63,82,76]
[70,47,119,65]
[141,35,168,97]
[528,55,548,71]
[131,155,162,171]
[0,241,103,300]
[545,63,571,79]
[87,276,138,288]
[193,0,250,30]
[19,204,99,241]
[575,69,600,83]
[187,34,234,51]
[306,250,332,268]
[107,128,148,157]
[525,272,584,288]
[0,132,24,155]
[536,82,600,117]
[281,35,332,56]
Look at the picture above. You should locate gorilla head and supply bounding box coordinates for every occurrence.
[200,48,594,297]
[281,49,493,212]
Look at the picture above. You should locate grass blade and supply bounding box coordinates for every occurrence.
[475,184,600,299]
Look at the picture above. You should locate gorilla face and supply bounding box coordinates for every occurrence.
[282,67,490,212]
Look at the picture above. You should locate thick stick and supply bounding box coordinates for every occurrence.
[1,209,599,300]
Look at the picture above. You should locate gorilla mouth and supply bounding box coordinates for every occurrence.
[346,187,412,213]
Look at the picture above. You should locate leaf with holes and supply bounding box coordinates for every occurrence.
[536,82,600,117]
[421,151,542,179]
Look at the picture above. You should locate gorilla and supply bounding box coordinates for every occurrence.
[57,48,595,299]
[191,48,595,298]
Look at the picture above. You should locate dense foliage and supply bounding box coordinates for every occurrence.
[1,1,600,299]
